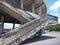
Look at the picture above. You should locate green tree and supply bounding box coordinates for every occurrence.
[53,24,60,31]
[44,24,60,31]
[44,24,54,31]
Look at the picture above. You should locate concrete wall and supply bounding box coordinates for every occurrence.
[0,24,2,35]
[35,4,46,18]
[43,0,46,4]
[6,0,20,8]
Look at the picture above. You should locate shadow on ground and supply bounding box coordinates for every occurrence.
[20,36,56,45]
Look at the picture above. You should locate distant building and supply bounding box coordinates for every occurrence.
[44,14,58,22]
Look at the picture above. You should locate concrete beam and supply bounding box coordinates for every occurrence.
[21,0,23,9]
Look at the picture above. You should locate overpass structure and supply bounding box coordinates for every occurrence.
[0,0,57,45]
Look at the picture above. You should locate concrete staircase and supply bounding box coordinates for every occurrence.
[1,19,56,45]
[0,0,49,45]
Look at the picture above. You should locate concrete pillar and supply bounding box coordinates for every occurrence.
[21,0,23,9]
[32,3,35,13]
[13,23,15,29]
[1,16,4,34]
[3,0,6,2]
[20,23,23,26]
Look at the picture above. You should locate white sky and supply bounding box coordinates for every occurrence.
[4,23,20,29]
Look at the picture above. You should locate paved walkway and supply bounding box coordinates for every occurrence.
[22,32,60,45]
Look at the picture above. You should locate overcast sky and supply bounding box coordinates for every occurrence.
[46,0,60,23]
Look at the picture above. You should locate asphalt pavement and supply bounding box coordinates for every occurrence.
[20,31,60,45]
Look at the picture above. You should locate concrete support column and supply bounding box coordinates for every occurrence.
[20,23,23,26]
[32,3,35,13]
[1,16,4,34]
[3,0,6,2]
[21,0,23,9]
[13,23,15,29]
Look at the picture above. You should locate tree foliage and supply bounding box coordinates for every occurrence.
[44,24,60,31]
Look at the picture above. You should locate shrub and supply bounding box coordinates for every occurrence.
[44,24,60,31]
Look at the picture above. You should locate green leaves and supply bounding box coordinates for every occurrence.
[44,24,60,31]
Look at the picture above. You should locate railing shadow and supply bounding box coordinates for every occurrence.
[20,36,56,45]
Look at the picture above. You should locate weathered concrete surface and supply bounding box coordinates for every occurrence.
[0,38,2,45]
[23,32,60,45]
